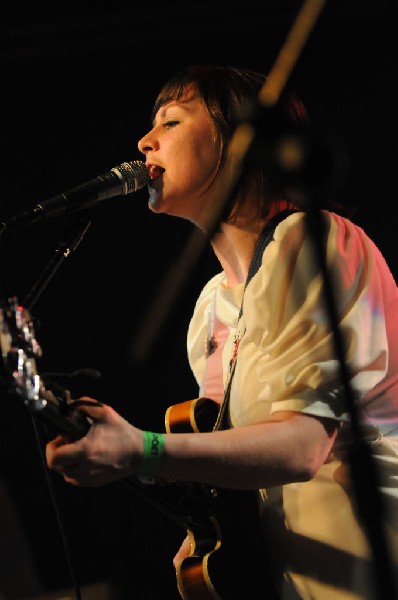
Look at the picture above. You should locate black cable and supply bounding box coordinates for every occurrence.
[29,413,82,600]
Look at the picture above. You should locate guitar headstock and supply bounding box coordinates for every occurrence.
[0,296,42,405]
[1,295,90,439]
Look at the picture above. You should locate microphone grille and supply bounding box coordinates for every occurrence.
[112,160,150,194]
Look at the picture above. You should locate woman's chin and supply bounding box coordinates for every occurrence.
[148,191,163,213]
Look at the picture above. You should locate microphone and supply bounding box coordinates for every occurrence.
[1,160,150,230]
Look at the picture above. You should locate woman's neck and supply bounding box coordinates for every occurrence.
[211,201,292,287]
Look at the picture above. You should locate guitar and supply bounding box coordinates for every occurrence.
[0,296,278,600]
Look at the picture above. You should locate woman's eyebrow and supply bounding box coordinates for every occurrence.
[153,100,195,125]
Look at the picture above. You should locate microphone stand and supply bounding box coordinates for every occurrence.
[3,214,92,600]
[300,200,396,600]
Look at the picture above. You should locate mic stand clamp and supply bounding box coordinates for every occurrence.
[23,215,91,311]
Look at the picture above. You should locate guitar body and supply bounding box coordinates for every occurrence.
[166,397,279,600]
[175,486,279,600]
[165,396,220,434]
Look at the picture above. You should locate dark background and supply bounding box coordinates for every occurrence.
[0,1,396,598]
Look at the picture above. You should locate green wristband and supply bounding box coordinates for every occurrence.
[137,431,165,476]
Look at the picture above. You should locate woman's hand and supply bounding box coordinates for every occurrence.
[45,396,143,487]
[173,535,192,569]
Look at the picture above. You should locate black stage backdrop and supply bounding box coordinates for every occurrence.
[0,2,396,598]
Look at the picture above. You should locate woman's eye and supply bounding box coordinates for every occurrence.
[164,120,179,129]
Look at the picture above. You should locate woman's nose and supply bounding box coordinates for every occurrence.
[137,130,157,154]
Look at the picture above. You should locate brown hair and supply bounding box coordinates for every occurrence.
[152,65,346,221]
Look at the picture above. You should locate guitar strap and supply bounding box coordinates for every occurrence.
[213,208,297,432]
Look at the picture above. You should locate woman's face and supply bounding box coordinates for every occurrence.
[137,85,222,225]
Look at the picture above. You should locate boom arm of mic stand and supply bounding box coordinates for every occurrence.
[130,0,327,363]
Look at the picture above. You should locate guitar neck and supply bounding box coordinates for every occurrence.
[29,391,217,535]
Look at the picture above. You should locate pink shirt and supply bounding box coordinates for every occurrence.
[202,313,229,404]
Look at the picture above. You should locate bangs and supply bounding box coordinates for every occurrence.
[151,66,269,130]
[152,73,199,122]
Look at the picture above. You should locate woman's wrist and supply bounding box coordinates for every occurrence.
[136,431,166,477]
